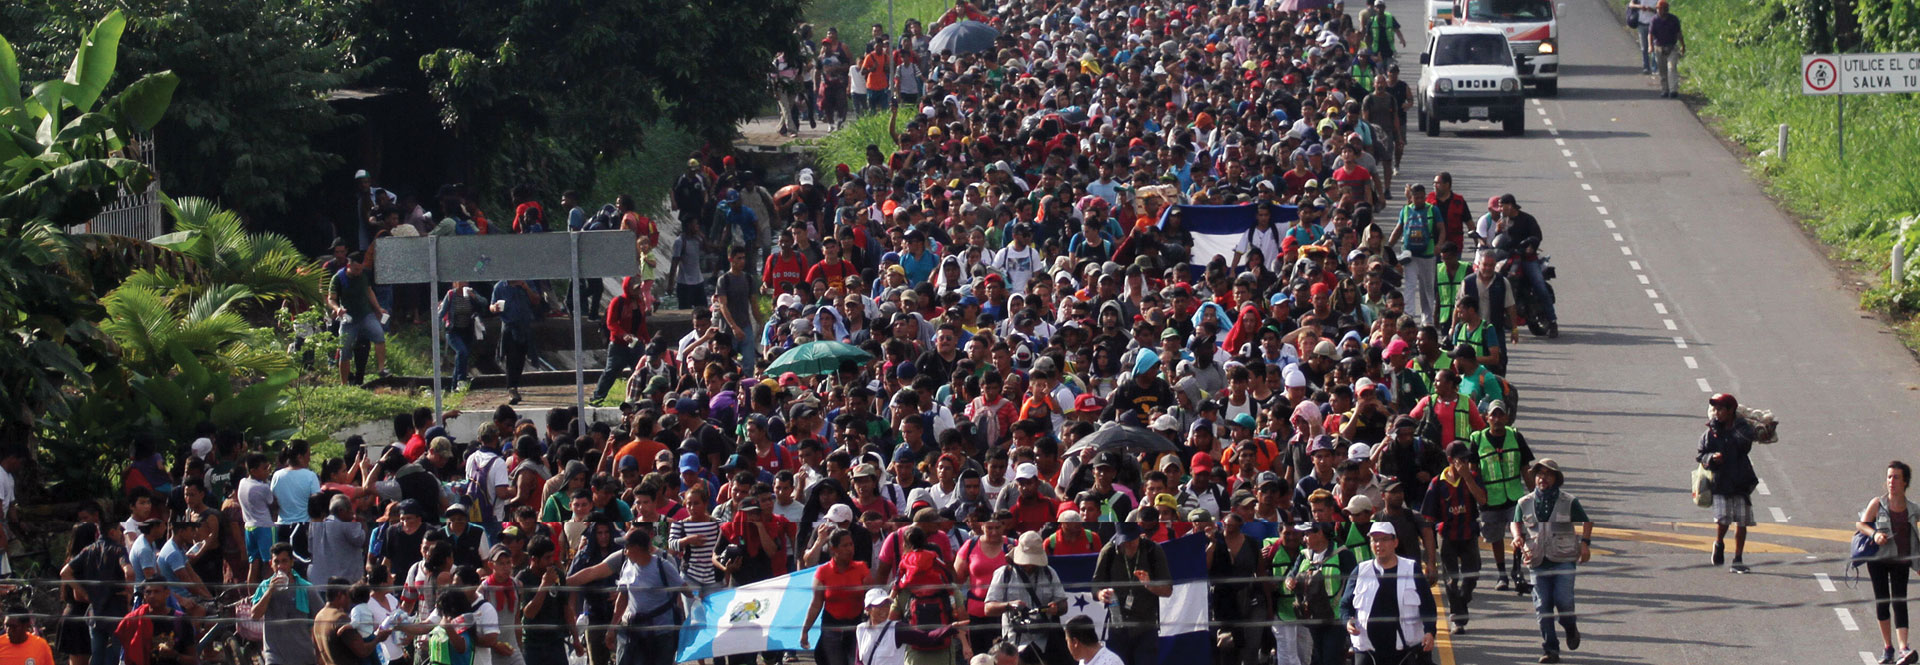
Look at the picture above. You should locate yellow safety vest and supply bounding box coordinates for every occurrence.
[1472,428,1526,507]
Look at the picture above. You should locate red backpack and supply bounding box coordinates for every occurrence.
[897,549,956,651]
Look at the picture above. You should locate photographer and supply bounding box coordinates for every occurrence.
[984,532,1069,665]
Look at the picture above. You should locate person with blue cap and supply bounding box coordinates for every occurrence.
[1099,349,1176,421]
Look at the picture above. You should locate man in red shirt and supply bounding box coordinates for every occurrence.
[806,236,860,294]
[763,227,807,295]
[1044,511,1102,556]
[1427,171,1473,252]
[1008,463,1057,534]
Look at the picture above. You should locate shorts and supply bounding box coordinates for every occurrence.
[245,526,274,562]
[1714,494,1756,526]
[339,313,387,347]
[1480,505,1515,544]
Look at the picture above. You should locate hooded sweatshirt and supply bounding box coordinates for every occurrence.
[606,276,650,344]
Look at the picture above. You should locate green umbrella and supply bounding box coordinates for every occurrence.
[764,340,872,376]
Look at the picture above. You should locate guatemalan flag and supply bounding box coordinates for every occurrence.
[1158,203,1299,277]
[674,536,1215,663]
[676,565,825,662]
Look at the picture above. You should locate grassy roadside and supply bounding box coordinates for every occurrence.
[805,0,947,163]
[1679,0,1920,323]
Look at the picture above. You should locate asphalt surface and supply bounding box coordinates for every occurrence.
[1374,0,1920,661]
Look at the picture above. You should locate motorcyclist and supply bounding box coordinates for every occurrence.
[1497,194,1557,338]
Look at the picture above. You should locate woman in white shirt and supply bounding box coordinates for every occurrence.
[349,569,411,665]
[855,589,907,665]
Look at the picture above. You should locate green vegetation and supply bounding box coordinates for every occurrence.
[809,0,949,49]
[1686,0,1920,311]
[288,384,435,444]
[588,122,706,219]
[814,112,899,175]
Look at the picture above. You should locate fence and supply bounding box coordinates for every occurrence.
[67,132,164,241]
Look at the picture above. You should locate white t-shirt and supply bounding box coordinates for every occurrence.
[1080,646,1126,665]
[351,594,410,663]
[856,621,907,665]
[993,244,1041,293]
[238,477,275,528]
[464,450,512,523]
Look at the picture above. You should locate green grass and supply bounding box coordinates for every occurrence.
[1683,0,1920,310]
[590,121,705,220]
[808,0,947,52]
[814,111,899,175]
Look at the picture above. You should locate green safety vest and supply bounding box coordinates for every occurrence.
[1425,397,1472,443]
[1265,538,1300,621]
[1436,260,1469,327]
[1341,521,1375,563]
[1452,321,1494,360]
[1287,547,1350,621]
[1472,428,1526,507]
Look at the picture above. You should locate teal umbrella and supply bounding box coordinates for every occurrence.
[764,340,872,376]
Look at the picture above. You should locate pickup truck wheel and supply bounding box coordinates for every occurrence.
[1538,79,1558,96]
[1416,106,1429,132]
[1503,113,1525,136]
[1424,104,1441,136]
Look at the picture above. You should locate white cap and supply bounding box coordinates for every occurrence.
[1059,510,1084,523]
[1353,377,1375,395]
[864,588,892,607]
[1348,442,1372,461]
[826,504,854,524]
[190,437,214,460]
[1368,521,1397,537]
[353,169,371,180]
[1283,366,1308,388]
[1152,414,1181,431]
[1015,463,1040,481]
[776,294,802,310]
[1346,495,1376,514]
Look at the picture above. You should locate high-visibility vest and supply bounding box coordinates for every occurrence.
[1452,321,1494,360]
[1472,428,1527,507]
[1436,260,1469,327]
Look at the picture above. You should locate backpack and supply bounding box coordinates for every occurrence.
[463,455,501,525]
[1289,556,1337,621]
[899,550,956,651]
[585,204,621,231]
[1403,206,1433,256]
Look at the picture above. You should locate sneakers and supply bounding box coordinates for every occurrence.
[1897,648,1918,665]
[1539,654,1561,664]
[1450,617,1468,634]
[1711,541,1725,566]
[1565,623,1581,650]
[1730,559,1751,574]
[1880,647,1895,664]
[1547,321,1560,338]
[1496,578,1512,592]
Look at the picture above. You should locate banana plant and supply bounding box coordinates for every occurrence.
[0,9,179,232]
[148,195,326,308]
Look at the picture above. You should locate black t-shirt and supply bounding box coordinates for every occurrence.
[516,568,569,646]
[383,523,427,574]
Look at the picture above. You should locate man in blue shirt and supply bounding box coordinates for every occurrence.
[899,229,938,286]
[491,279,539,405]
[157,519,213,616]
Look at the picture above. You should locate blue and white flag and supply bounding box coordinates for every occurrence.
[1051,534,1214,663]
[1158,203,1300,274]
[676,566,822,662]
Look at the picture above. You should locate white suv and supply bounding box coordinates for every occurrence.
[1417,26,1526,136]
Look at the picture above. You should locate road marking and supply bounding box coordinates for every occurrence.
[1683,355,1696,368]
[1621,246,1633,255]
[1663,522,1858,543]
[1572,170,1582,178]
[1629,260,1641,270]
[1432,583,1458,665]
[1816,573,1837,592]
[1532,98,1542,106]
[1563,149,1575,157]
[1665,319,1679,330]
[1548,127,1561,136]
[1838,608,1860,631]
[1696,377,1712,392]
[1757,479,1771,495]
[1538,107,1548,115]
[1864,651,1881,665]
[1568,160,1579,168]
[1646,289,1659,298]
[1589,195,1602,203]
[1580,182,1591,190]
[1637,273,1650,284]
[1593,526,1806,553]
[1618,234,1630,243]
[1543,117,1554,125]
[1656,302,1668,314]
[1771,506,1790,522]
[1674,336,1688,348]
[1605,219,1617,228]
[1558,139,1569,147]
[1597,205,1609,215]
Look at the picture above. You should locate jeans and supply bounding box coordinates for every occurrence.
[501,326,532,389]
[522,641,569,665]
[615,626,678,665]
[1440,538,1483,620]
[734,328,759,372]
[675,282,706,310]
[1520,258,1556,322]
[1654,46,1679,95]
[89,616,121,665]
[447,327,475,384]
[1530,563,1578,655]
[1636,24,1654,72]
[1304,625,1346,665]
[817,616,860,665]
[596,342,641,402]
[1107,625,1158,665]
[865,90,890,111]
[1272,623,1310,665]
[1403,256,1437,326]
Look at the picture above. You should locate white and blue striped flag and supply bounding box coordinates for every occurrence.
[675,565,823,662]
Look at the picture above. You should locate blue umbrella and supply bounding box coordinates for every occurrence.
[930,20,999,55]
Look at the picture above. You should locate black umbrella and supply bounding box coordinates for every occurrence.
[1066,423,1177,455]
[929,20,999,55]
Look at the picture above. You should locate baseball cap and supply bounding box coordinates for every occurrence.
[678,452,701,473]
[1348,442,1373,461]
[1015,463,1040,481]
[826,504,855,524]
[1369,521,1397,537]
[1191,451,1217,473]
[1231,413,1257,430]
[1075,394,1107,413]
[865,588,893,607]
[1346,495,1375,514]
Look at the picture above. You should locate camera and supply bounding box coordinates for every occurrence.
[1005,605,1048,631]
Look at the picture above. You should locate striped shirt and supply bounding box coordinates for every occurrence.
[669,519,724,585]
[1420,472,1482,542]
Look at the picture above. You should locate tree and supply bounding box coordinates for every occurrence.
[355,0,803,208]
[3,0,358,217]
[149,195,327,307]
[0,10,178,448]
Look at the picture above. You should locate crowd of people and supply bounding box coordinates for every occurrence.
[28,1,1626,665]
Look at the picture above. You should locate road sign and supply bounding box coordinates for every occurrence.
[373,230,638,283]
[1801,52,1920,95]
[371,231,640,433]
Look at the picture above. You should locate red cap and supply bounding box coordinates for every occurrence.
[1709,393,1738,409]
[779,372,801,387]
[1074,394,1107,413]
[1310,282,1331,297]
[1191,452,1217,473]
[1488,195,1503,209]
[723,155,737,167]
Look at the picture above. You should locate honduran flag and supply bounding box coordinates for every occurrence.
[676,565,824,662]
[1050,534,1214,663]
[1158,203,1299,275]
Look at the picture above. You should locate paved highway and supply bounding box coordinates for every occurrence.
[1375,0,1920,661]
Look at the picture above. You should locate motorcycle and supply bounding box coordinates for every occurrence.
[1489,233,1558,338]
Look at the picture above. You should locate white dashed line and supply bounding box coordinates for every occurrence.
[1605,220,1618,229]
[1589,195,1602,203]
[1665,319,1679,330]
[1542,117,1554,125]
[1628,260,1641,270]
[1674,336,1688,349]
[1548,127,1561,136]
[1580,183,1592,190]
[1620,246,1633,255]
[1645,289,1659,299]
[1863,651,1882,665]
[1596,206,1609,215]
[1757,479,1771,495]
[1816,573,1836,592]
[1531,98,1542,106]
[1557,138,1568,146]
[1696,377,1713,392]
[1537,107,1548,115]
[1639,274,1652,285]
[1838,608,1860,631]
[1771,506,1790,522]
[1683,355,1696,368]
[1615,233,1627,242]
[1655,302,1668,314]
[1562,149,1574,157]
[1568,160,1579,168]
[1572,170,1583,178]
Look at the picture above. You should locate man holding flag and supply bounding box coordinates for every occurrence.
[1091,523,1171,665]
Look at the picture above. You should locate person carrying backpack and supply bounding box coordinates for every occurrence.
[463,425,514,538]
[1389,184,1439,326]
[1286,523,1353,665]
[1090,523,1169,665]
[893,528,970,665]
